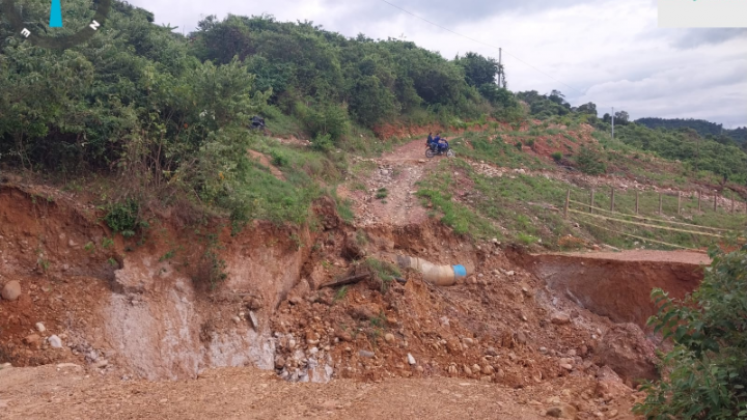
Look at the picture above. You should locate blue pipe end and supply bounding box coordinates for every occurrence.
[453,265,468,277]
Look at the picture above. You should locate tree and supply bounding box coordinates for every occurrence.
[577,102,598,117]
[614,110,630,125]
[549,90,568,107]
[634,245,747,420]
[455,52,499,87]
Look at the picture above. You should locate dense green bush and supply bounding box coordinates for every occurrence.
[634,245,747,420]
[576,146,607,175]
[104,199,142,236]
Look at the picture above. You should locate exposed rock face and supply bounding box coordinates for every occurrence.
[593,323,659,387]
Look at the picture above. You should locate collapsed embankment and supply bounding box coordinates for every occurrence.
[518,251,709,328]
[0,184,483,383]
[1,180,702,416]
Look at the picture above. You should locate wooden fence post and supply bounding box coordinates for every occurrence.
[564,190,570,219]
[590,189,595,214]
[732,197,735,214]
[635,190,639,215]
[698,191,701,211]
[659,193,663,215]
[714,194,718,212]
[610,187,615,213]
[677,192,681,215]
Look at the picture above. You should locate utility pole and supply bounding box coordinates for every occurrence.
[611,107,615,140]
[498,48,503,88]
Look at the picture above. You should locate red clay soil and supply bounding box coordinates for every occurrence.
[521,250,710,328]
[520,123,596,162]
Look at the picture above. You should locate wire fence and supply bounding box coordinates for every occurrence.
[562,187,747,250]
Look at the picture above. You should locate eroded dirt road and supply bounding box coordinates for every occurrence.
[345,140,434,227]
[538,250,711,265]
[0,365,638,420]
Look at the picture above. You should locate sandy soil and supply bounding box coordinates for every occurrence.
[0,364,638,420]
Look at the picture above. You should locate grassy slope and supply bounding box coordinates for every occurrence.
[412,120,746,251]
[67,113,741,252]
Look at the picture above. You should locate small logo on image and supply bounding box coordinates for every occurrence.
[1,0,112,49]
[659,0,747,28]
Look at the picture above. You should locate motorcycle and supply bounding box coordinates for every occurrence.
[425,140,455,159]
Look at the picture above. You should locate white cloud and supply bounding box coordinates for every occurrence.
[129,0,747,127]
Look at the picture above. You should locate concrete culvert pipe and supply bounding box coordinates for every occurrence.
[396,255,474,286]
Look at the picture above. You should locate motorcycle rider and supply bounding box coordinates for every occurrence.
[437,136,449,153]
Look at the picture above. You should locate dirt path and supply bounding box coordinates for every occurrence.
[0,365,637,420]
[347,140,440,227]
[537,250,711,265]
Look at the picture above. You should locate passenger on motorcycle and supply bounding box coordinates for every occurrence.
[437,136,449,152]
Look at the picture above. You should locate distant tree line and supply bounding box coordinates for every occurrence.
[636,118,746,146]
[512,91,747,184]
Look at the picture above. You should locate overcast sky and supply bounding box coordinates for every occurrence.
[128,0,747,128]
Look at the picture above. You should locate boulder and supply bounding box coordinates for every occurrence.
[593,323,659,387]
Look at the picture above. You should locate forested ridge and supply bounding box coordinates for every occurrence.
[636,118,747,145]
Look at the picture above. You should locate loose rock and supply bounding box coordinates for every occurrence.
[1,280,21,301]
[546,403,578,419]
[24,334,42,350]
[407,353,416,365]
[35,322,46,333]
[48,335,63,349]
[551,313,571,325]
[359,350,375,358]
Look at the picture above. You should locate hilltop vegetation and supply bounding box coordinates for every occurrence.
[192,15,519,133]
[0,0,521,226]
[1,0,746,240]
